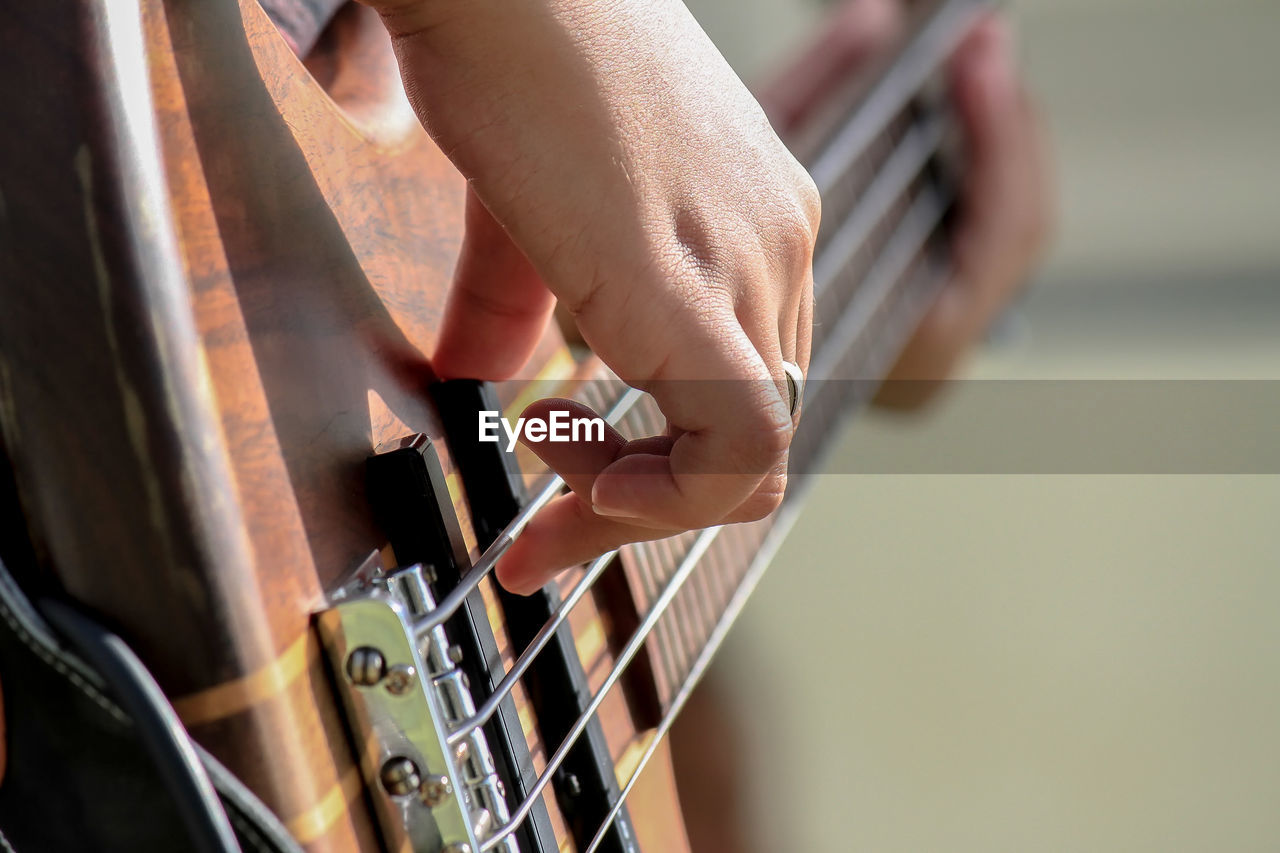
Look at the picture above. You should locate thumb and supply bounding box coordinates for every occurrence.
[432,188,557,380]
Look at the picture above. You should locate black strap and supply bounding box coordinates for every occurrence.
[0,557,302,853]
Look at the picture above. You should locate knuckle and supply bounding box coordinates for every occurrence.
[794,170,823,236]
[735,409,793,473]
[564,264,610,320]
[763,179,821,278]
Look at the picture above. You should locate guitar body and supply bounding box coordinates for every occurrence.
[0,0,980,849]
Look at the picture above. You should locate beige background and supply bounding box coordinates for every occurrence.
[683,0,1280,849]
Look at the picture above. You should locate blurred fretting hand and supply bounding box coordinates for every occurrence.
[882,9,1052,407]
[763,0,1052,409]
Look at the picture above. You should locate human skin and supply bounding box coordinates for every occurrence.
[359,0,1051,592]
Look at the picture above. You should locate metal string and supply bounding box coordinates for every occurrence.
[444,551,616,745]
[477,525,722,851]
[808,0,983,194]
[410,387,644,637]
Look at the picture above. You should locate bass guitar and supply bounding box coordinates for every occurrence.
[0,0,983,849]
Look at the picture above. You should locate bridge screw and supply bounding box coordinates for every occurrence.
[420,773,453,807]
[345,647,386,686]
[384,663,418,695]
[380,757,422,797]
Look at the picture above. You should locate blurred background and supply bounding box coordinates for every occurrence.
[683,0,1280,849]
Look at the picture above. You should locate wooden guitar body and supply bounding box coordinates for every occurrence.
[0,0,982,849]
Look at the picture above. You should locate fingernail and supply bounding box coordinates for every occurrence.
[591,500,633,519]
[499,574,542,597]
[590,480,628,518]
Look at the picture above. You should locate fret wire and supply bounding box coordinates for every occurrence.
[628,538,679,700]
[445,551,615,746]
[713,530,739,606]
[706,530,738,611]
[694,540,732,669]
[641,408,699,691]
[412,387,645,636]
[578,378,607,417]
[700,534,728,617]
[645,541,680,679]
[658,537,698,680]
[677,531,713,671]
[643,545,678,694]
[478,525,722,852]
[681,534,716,677]
[686,532,722,654]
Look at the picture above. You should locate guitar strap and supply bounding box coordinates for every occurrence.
[0,556,302,853]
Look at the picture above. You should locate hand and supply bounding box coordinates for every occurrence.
[765,0,1054,410]
[361,0,820,591]
[881,12,1053,408]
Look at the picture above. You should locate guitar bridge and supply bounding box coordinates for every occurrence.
[316,559,519,853]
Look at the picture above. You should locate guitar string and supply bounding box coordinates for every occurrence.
[477,524,723,853]
[581,501,799,853]
[807,0,983,195]
[409,386,644,638]
[583,119,948,707]
[478,182,953,853]
[445,550,616,745]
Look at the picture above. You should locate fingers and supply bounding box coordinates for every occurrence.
[586,304,795,525]
[496,493,677,595]
[495,396,787,594]
[878,14,1052,407]
[494,398,678,593]
[950,18,1054,315]
[432,188,557,380]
